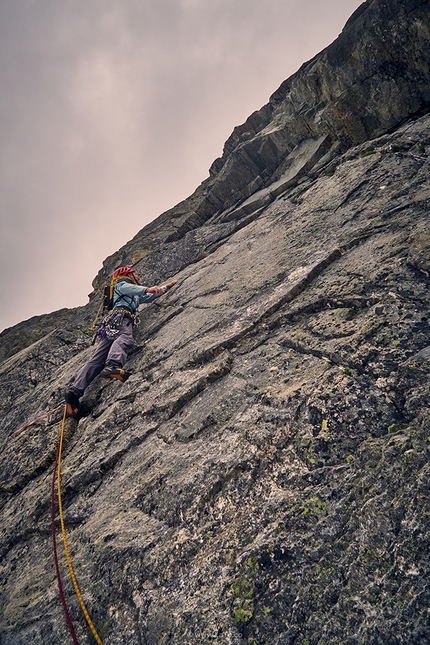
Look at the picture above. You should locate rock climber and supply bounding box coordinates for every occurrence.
[65,266,177,419]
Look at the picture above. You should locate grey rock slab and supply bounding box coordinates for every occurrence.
[1,4,430,644]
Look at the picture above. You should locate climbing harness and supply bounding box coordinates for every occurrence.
[92,307,137,345]
[11,403,65,437]
[52,406,104,645]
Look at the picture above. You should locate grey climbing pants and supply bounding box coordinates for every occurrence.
[69,319,135,397]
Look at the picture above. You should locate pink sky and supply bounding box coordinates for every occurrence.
[0,0,363,332]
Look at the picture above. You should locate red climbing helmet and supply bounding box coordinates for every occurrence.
[112,266,140,284]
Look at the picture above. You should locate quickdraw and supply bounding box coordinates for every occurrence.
[52,407,104,645]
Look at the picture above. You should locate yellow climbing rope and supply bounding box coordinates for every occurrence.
[57,406,104,645]
[90,297,105,331]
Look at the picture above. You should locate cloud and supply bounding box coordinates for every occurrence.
[0,0,363,332]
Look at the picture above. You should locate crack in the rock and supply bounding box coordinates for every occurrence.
[63,428,160,500]
[334,179,370,212]
[203,208,267,255]
[187,233,389,368]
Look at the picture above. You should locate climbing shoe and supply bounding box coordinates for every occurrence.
[100,365,131,382]
[65,390,80,420]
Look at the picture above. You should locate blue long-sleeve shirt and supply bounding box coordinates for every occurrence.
[113,279,161,313]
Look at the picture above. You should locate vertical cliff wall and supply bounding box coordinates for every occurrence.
[0,1,429,644]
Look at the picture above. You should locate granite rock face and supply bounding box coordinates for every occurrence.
[1,1,429,644]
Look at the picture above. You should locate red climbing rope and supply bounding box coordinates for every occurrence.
[51,406,80,645]
[15,402,103,643]
[12,403,64,437]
